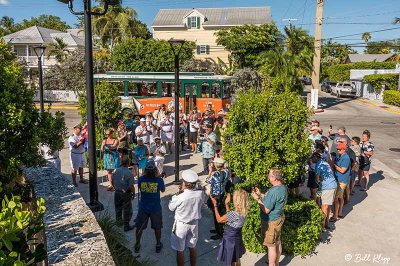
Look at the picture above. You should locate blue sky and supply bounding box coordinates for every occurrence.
[1,0,400,52]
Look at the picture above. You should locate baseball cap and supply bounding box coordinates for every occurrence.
[145,159,156,170]
[337,142,347,150]
[337,126,346,131]
[213,157,226,165]
[310,125,319,131]
[182,169,199,183]
[73,123,82,129]
[140,118,146,122]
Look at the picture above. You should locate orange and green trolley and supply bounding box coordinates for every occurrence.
[93,72,233,115]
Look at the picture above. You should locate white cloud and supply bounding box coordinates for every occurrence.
[0,0,9,5]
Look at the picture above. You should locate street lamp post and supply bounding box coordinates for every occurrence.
[33,45,46,113]
[57,0,119,212]
[168,39,185,183]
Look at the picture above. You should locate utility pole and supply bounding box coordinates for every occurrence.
[282,18,298,27]
[310,0,324,109]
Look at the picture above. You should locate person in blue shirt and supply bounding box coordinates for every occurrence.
[134,159,165,254]
[331,142,351,222]
[252,168,288,266]
[312,152,337,229]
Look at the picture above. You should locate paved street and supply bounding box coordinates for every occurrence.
[52,91,400,265]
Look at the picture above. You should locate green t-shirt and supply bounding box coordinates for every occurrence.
[260,185,288,222]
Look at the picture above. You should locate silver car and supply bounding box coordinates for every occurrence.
[333,82,356,98]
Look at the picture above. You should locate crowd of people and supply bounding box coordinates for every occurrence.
[302,120,375,229]
[63,103,374,266]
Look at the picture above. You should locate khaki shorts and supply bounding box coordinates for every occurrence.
[321,189,336,205]
[335,182,347,199]
[261,215,285,247]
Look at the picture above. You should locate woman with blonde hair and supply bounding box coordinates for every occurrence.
[211,189,249,266]
[101,128,119,191]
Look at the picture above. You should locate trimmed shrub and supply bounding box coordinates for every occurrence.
[223,90,311,188]
[364,74,399,93]
[326,61,397,81]
[383,90,400,107]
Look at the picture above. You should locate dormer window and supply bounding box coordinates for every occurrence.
[187,16,200,29]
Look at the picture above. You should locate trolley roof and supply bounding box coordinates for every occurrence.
[94,71,233,81]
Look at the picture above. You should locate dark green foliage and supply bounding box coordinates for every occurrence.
[364,74,399,93]
[281,197,324,257]
[383,90,400,107]
[223,90,311,188]
[111,38,195,72]
[0,15,70,36]
[1,39,66,265]
[215,24,283,68]
[241,195,324,257]
[365,40,400,54]
[326,62,398,81]
[0,40,67,185]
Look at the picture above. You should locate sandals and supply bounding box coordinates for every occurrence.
[134,243,141,253]
[360,188,368,191]
[329,217,338,222]
[156,242,163,253]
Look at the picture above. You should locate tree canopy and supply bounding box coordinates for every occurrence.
[0,15,70,36]
[111,38,195,72]
[215,24,283,68]
[92,5,151,48]
[365,40,400,54]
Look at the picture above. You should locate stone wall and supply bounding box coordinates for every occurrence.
[25,167,115,266]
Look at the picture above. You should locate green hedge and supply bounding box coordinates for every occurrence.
[364,74,399,93]
[383,90,400,107]
[326,61,397,81]
[242,195,324,257]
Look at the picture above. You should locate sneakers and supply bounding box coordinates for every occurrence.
[210,234,222,240]
[156,242,163,253]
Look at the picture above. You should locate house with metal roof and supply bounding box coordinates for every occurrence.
[345,53,396,64]
[152,7,272,62]
[2,26,84,69]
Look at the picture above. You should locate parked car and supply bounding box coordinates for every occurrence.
[302,76,312,85]
[332,82,356,98]
[321,81,337,93]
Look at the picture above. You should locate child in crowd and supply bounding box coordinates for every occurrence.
[350,136,361,194]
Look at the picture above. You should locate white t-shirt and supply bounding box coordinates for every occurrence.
[168,189,205,223]
[135,125,151,143]
[161,118,174,132]
[189,120,199,133]
[150,143,166,156]
[68,134,85,153]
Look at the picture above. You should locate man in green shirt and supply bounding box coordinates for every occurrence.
[252,168,288,266]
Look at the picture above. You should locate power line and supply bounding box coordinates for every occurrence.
[326,26,400,40]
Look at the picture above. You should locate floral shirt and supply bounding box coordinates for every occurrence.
[360,141,374,158]
[202,131,216,159]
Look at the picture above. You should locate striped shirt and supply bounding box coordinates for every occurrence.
[226,211,245,228]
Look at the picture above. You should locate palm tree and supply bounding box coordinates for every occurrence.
[48,37,69,63]
[284,25,314,55]
[362,32,372,44]
[91,4,150,49]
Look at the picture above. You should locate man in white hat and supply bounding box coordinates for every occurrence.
[135,118,151,146]
[169,170,205,266]
[68,124,88,187]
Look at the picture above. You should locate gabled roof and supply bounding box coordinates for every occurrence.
[50,33,84,46]
[347,53,395,63]
[2,26,62,44]
[152,7,272,27]
[2,26,84,46]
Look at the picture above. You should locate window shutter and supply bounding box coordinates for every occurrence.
[197,16,200,29]
[196,45,200,54]
[187,17,192,29]
[206,45,210,54]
